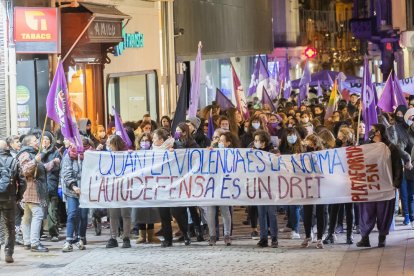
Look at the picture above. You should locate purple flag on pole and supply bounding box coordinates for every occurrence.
[262,87,276,112]
[215,88,235,111]
[188,42,202,117]
[207,111,215,140]
[297,61,311,106]
[361,56,378,140]
[46,62,83,152]
[112,106,133,149]
[283,53,291,99]
[317,80,323,97]
[377,73,396,113]
[393,72,408,107]
[248,56,269,97]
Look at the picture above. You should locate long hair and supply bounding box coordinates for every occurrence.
[107,134,127,151]
[135,132,153,150]
[317,129,336,149]
[279,128,304,154]
[177,122,194,144]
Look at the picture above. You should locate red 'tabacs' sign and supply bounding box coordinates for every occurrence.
[14,7,60,53]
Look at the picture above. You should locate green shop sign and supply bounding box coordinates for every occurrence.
[114,29,144,56]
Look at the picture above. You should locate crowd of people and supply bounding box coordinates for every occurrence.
[0,90,413,263]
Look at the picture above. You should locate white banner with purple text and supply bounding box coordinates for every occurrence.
[80,143,395,208]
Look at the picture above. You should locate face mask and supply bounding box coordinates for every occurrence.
[254,141,262,149]
[252,122,260,130]
[408,120,414,127]
[395,116,404,123]
[140,141,151,150]
[301,118,309,124]
[174,131,181,140]
[287,124,293,128]
[268,122,279,129]
[218,142,225,148]
[287,135,297,144]
[244,127,249,133]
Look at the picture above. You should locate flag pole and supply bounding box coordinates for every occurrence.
[355,100,362,146]
[62,16,96,63]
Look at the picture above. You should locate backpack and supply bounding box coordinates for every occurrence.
[0,156,17,194]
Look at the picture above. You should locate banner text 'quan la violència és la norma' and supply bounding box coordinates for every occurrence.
[80,143,395,208]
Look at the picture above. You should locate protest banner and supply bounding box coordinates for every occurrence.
[80,143,395,208]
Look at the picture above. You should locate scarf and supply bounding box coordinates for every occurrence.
[152,137,175,151]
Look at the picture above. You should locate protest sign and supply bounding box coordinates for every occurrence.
[80,143,395,208]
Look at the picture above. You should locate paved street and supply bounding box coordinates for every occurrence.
[1,208,414,276]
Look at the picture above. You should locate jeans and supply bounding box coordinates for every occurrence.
[22,202,44,246]
[47,195,59,237]
[258,205,278,239]
[109,208,132,239]
[66,197,89,242]
[401,178,414,220]
[288,205,300,233]
[207,206,231,237]
[0,204,15,256]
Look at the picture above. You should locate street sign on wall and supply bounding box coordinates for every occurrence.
[14,7,60,53]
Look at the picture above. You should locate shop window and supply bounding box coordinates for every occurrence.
[107,71,158,124]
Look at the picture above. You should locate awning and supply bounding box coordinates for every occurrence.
[79,2,131,20]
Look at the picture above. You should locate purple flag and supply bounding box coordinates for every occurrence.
[297,61,311,106]
[317,80,323,97]
[188,42,202,117]
[261,87,276,112]
[207,111,215,140]
[393,72,408,107]
[248,56,269,97]
[327,73,334,89]
[361,56,378,140]
[112,106,132,149]
[377,73,396,113]
[215,88,235,111]
[283,53,291,99]
[46,62,83,152]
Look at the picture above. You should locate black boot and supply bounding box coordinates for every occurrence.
[257,238,268,248]
[378,235,386,248]
[184,233,191,246]
[161,239,172,247]
[323,233,335,244]
[356,236,371,247]
[346,233,354,245]
[195,226,205,242]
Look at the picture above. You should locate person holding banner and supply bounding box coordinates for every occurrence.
[133,133,161,244]
[279,128,305,239]
[324,127,355,245]
[253,130,279,248]
[152,128,191,247]
[105,135,133,249]
[61,137,94,253]
[207,132,238,246]
[357,124,403,248]
[302,134,326,249]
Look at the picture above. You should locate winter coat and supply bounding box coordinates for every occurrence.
[41,134,61,196]
[174,138,199,149]
[193,129,211,148]
[60,152,83,199]
[16,146,48,206]
[0,149,25,208]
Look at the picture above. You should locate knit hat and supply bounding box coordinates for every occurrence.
[186,116,201,130]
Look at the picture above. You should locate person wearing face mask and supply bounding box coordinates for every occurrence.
[104,135,133,249]
[253,130,279,248]
[357,124,403,248]
[152,128,191,247]
[300,111,314,136]
[278,128,304,240]
[78,119,99,147]
[301,134,326,249]
[324,127,355,245]
[267,114,283,148]
[240,116,263,239]
[218,116,230,131]
[132,133,160,244]
[393,106,414,225]
[211,128,227,148]
[207,132,238,246]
